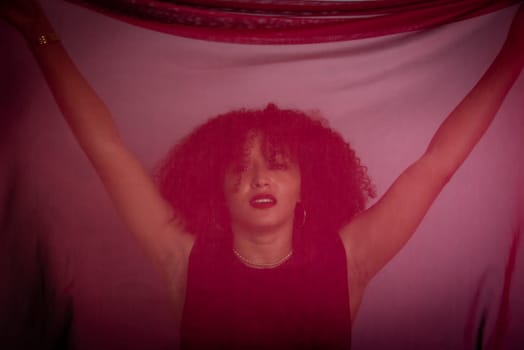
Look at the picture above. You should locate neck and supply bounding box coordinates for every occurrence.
[231,224,294,267]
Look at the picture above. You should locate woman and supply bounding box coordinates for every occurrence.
[2,0,523,348]
[158,106,375,347]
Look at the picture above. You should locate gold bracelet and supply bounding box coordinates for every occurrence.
[36,32,60,46]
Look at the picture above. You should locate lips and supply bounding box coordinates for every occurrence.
[249,194,277,209]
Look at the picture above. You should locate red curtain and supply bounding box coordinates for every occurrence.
[68,0,521,44]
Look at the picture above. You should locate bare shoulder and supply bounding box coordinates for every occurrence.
[339,213,373,283]
[164,219,196,262]
[154,219,196,324]
[340,221,370,321]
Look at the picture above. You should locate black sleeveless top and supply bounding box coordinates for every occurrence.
[181,231,351,349]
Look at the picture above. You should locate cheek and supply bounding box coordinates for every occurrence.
[288,173,302,200]
[223,173,241,196]
[223,178,247,211]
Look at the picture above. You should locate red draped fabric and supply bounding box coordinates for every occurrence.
[68,0,522,43]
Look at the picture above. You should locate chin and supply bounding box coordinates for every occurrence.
[245,217,294,233]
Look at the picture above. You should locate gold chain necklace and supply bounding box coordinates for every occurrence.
[233,248,293,269]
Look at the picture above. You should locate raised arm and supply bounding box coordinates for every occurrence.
[1,0,194,319]
[341,6,524,287]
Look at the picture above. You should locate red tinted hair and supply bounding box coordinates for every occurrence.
[155,103,375,237]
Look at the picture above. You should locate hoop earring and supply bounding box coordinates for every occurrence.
[211,203,228,233]
[213,215,226,233]
[296,202,307,228]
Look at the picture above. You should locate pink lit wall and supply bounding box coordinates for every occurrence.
[0,1,523,349]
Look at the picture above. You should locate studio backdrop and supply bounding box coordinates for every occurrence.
[0,0,523,349]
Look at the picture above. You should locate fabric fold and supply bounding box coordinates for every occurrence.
[67,0,522,44]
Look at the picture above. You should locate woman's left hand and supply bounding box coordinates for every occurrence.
[506,4,524,63]
[0,0,49,39]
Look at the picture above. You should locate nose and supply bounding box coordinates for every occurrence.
[250,164,270,189]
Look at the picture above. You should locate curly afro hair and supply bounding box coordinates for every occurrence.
[155,103,375,239]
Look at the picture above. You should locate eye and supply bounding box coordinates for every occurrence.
[270,162,288,170]
[228,160,247,174]
[233,165,246,173]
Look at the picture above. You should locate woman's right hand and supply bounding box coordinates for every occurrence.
[0,0,50,39]
[507,4,524,63]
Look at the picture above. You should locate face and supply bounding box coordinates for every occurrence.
[223,135,301,235]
